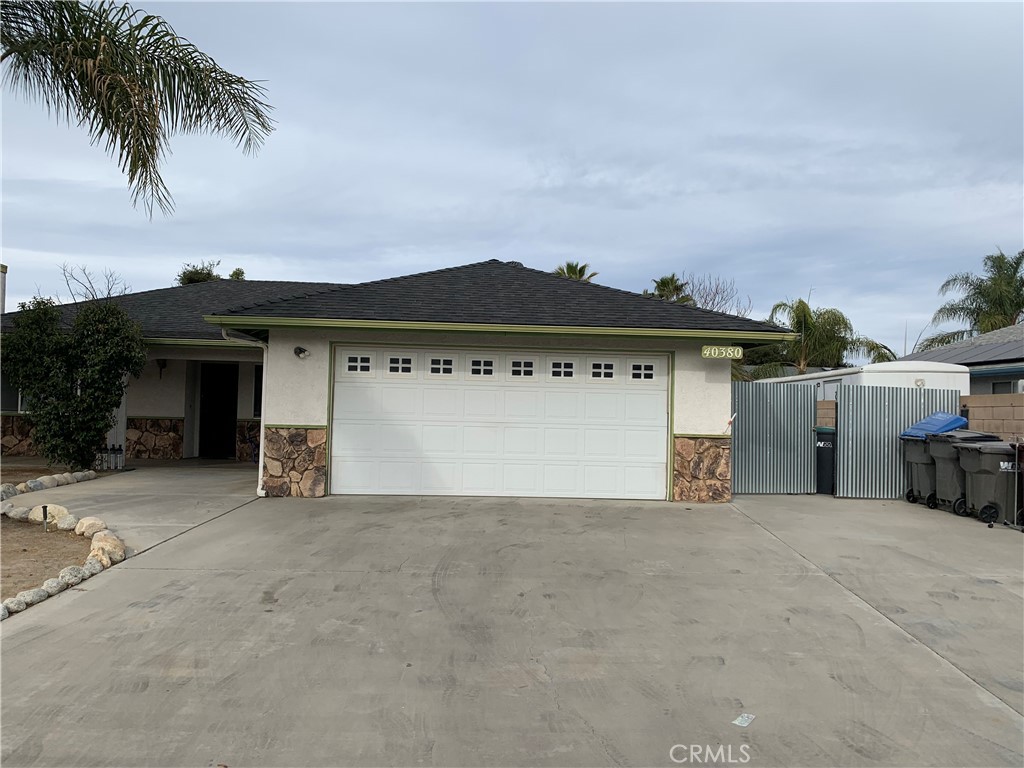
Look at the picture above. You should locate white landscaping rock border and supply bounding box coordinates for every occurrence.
[1,469,98,502]
[1,498,126,621]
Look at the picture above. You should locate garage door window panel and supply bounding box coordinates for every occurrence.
[470,359,495,377]
[588,359,616,381]
[548,358,578,380]
[508,358,537,380]
[386,355,416,377]
[426,356,456,378]
[340,352,375,378]
[628,358,660,385]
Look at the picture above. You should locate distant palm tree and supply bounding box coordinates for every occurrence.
[553,261,598,282]
[749,298,895,378]
[643,273,693,304]
[1,0,274,215]
[919,249,1024,350]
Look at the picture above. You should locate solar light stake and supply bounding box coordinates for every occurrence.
[42,504,48,533]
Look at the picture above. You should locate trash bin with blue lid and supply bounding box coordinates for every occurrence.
[898,412,967,508]
[927,429,1001,514]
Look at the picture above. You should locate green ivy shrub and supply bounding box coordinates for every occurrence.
[5,298,146,469]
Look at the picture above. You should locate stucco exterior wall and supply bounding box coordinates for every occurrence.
[264,329,333,425]
[237,361,260,420]
[126,358,187,418]
[262,328,735,436]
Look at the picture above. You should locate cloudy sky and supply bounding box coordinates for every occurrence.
[3,1,1021,357]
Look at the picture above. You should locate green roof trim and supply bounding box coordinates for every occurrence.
[143,337,257,348]
[204,315,796,342]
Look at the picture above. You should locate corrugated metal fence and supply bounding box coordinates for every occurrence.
[835,385,960,499]
[731,382,817,494]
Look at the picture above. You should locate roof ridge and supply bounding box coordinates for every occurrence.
[507,261,781,326]
[207,260,506,316]
[216,282,350,315]
[350,259,506,289]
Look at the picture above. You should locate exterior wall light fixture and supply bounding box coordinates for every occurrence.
[294,346,310,359]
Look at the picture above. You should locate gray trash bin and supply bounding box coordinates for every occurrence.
[927,429,1001,514]
[956,442,1022,525]
[901,436,936,506]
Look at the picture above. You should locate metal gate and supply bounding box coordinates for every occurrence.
[836,385,960,499]
[731,382,816,494]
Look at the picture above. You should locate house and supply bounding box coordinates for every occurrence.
[2,260,792,502]
[897,324,1024,395]
[1,279,332,461]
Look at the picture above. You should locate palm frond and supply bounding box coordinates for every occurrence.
[1,0,274,216]
[916,328,975,351]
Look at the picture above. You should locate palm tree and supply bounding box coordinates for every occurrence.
[749,298,895,378]
[643,273,693,304]
[919,249,1024,350]
[553,261,598,282]
[1,0,274,216]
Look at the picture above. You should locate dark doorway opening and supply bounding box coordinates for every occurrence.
[199,363,239,458]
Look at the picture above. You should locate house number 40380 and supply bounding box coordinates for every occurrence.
[701,345,744,360]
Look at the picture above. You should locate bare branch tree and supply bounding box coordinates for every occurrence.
[59,262,131,302]
[681,272,752,316]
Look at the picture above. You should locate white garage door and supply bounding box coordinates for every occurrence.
[330,347,669,499]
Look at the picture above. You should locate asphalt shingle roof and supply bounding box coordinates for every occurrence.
[2,261,790,342]
[211,260,786,335]
[899,324,1024,366]
[1,279,339,341]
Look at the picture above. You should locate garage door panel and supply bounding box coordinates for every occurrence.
[332,422,379,454]
[463,462,499,493]
[543,427,579,457]
[583,464,621,495]
[504,390,541,419]
[331,347,668,499]
[584,428,621,458]
[542,464,580,494]
[421,425,459,454]
[504,427,539,456]
[378,424,421,453]
[624,429,666,460]
[464,425,499,455]
[421,462,458,492]
[544,391,581,419]
[378,461,422,492]
[464,389,499,418]
[584,392,622,421]
[423,388,460,418]
[333,383,382,417]
[624,391,666,422]
[505,464,542,494]
[624,466,662,496]
[380,387,420,416]
[332,460,382,492]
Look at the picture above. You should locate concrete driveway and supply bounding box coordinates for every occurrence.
[1,473,1022,767]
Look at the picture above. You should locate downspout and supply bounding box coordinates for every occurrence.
[222,328,269,497]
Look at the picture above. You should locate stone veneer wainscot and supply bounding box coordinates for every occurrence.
[673,436,731,503]
[262,427,327,497]
[1,414,35,456]
[125,418,184,460]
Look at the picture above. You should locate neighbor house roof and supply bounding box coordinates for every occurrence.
[1,279,339,342]
[207,260,790,340]
[899,324,1024,367]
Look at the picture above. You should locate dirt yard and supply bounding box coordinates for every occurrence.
[1,516,93,600]
[0,463,66,485]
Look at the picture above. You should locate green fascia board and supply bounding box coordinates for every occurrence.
[204,315,796,343]
[144,337,256,348]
